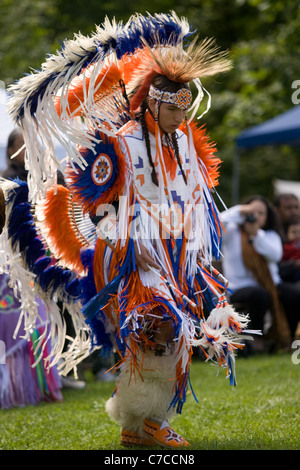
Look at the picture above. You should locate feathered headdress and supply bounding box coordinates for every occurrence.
[124,36,231,113]
[7,11,231,202]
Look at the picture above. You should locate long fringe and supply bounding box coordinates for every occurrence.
[0,180,92,376]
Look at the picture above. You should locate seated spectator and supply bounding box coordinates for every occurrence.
[220,195,300,350]
[281,221,300,284]
[274,193,300,283]
[274,193,300,241]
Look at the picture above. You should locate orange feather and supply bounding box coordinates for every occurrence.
[55,63,122,117]
[180,120,221,188]
[43,185,86,273]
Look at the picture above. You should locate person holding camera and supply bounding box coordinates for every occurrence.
[220,195,300,351]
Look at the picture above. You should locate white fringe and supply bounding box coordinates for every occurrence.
[0,184,92,376]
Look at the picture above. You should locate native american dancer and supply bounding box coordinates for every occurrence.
[1,12,252,447]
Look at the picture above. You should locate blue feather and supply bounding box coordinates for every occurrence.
[32,257,52,276]
[7,179,28,206]
[7,202,32,236]
[25,238,46,270]
[65,277,80,298]
[39,266,75,296]
[10,222,36,252]
[115,13,189,59]
[76,248,97,305]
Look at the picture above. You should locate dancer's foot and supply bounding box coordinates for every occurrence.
[120,429,156,447]
[143,419,190,448]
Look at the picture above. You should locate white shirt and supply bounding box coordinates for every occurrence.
[220,205,283,290]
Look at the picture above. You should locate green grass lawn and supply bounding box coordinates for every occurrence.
[0,352,299,450]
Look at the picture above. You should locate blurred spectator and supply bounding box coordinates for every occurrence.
[2,128,27,180]
[0,129,63,408]
[274,193,300,241]
[281,221,300,284]
[220,195,300,351]
[274,193,300,284]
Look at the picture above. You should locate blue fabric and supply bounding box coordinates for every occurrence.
[236,105,300,148]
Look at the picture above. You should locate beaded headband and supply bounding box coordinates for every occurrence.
[148,84,192,110]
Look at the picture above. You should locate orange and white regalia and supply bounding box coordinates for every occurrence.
[1,12,252,446]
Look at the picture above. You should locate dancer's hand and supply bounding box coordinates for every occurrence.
[134,242,160,272]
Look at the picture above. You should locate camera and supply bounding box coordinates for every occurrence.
[245,213,257,223]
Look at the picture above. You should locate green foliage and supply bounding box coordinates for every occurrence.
[1,0,299,206]
[203,0,300,205]
[0,353,299,450]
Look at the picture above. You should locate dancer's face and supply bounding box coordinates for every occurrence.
[149,99,187,134]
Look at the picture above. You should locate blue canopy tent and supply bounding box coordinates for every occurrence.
[232,105,300,203]
[236,105,300,148]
